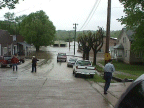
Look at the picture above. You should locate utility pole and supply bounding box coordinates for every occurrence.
[105,0,111,64]
[68,31,71,50]
[73,23,78,55]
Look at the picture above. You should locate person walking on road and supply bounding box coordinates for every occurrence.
[11,55,19,71]
[31,56,39,73]
[104,59,115,94]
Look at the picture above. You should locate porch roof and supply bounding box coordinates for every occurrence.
[18,42,31,47]
[113,44,124,49]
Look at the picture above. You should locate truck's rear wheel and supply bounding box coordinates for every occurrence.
[0,64,2,68]
[75,73,78,77]
[90,75,94,78]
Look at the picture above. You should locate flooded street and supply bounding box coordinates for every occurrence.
[0,42,113,108]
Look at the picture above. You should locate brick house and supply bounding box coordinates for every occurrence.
[110,28,144,64]
[0,29,31,56]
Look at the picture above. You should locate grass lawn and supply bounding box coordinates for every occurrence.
[99,60,144,76]
[88,60,144,82]
[86,74,105,83]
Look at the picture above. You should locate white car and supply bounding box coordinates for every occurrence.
[67,58,77,67]
[73,60,96,78]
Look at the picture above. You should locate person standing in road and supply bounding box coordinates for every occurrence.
[11,55,19,71]
[104,59,115,94]
[31,56,39,73]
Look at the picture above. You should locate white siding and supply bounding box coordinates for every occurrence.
[0,44,1,56]
[118,32,131,63]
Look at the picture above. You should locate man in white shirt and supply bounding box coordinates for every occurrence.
[104,59,115,94]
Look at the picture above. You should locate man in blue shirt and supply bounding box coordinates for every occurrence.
[104,59,115,94]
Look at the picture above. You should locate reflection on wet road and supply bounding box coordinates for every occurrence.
[0,42,113,108]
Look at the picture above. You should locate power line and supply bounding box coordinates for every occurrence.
[79,0,101,31]
[81,0,101,30]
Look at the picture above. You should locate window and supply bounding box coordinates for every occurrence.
[123,37,126,43]
[135,52,143,58]
[13,35,16,41]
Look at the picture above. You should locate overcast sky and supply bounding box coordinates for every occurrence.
[0,0,126,31]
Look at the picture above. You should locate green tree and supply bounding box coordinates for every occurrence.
[20,10,56,51]
[118,0,144,53]
[0,0,23,9]
[15,15,27,34]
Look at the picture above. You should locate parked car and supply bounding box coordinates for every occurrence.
[67,58,77,67]
[17,56,25,64]
[114,74,144,108]
[0,56,12,68]
[73,60,96,78]
[57,53,67,62]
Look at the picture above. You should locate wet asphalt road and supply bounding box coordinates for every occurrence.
[0,42,113,108]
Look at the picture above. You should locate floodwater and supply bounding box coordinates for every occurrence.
[0,42,112,108]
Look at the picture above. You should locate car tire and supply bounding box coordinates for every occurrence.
[10,65,12,68]
[90,75,94,78]
[0,63,2,68]
[74,73,78,77]
[73,70,75,74]
[67,65,69,67]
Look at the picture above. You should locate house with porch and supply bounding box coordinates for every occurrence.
[0,29,31,56]
[110,28,144,64]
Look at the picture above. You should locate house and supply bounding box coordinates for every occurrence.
[0,29,31,56]
[53,40,67,47]
[89,36,117,54]
[0,30,12,56]
[111,28,144,64]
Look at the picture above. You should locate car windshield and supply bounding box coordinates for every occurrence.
[76,60,91,66]
[4,57,12,60]
[58,53,66,56]
[69,58,77,61]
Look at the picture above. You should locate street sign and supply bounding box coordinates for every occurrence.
[104,53,111,60]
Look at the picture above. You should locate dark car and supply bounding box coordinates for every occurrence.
[67,58,77,67]
[0,56,12,68]
[114,74,144,108]
[57,53,67,62]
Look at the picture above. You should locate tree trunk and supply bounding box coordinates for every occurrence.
[86,51,89,60]
[93,50,97,65]
[83,51,86,60]
[36,46,39,52]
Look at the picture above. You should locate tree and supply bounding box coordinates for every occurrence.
[0,0,23,9]
[20,10,56,51]
[4,12,15,30]
[15,15,27,34]
[118,0,144,53]
[77,27,104,64]
[91,27,104,65]
[77,31,94,60]
[4,12,15,21]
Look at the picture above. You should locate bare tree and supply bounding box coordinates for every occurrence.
[91,27,104,65]
[77,31,93,60]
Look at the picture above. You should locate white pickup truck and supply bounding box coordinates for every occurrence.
[73,60,96,78]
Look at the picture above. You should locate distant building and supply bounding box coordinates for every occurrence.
[53,41,67,47]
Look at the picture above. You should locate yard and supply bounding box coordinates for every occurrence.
[88,60,144,82]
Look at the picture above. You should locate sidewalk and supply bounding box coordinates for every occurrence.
[94,63,133,107]
[90,81,132,107]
